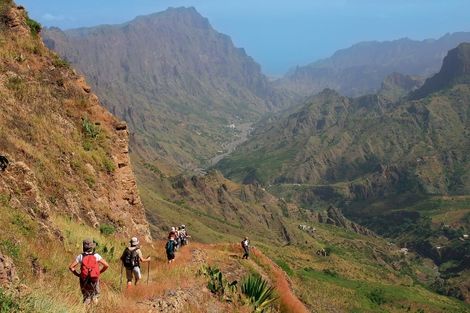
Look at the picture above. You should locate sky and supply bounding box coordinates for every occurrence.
[16,0,470,76]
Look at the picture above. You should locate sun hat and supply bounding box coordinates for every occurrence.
[83,238,96,252]
[130,237,139,246]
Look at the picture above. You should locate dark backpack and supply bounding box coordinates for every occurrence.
[80,253,100,283]
[166,240,175,253]
[121,248,139,269]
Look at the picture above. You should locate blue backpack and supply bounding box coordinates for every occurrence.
[166,240,175,253]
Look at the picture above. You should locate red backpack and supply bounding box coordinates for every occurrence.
[80,253,100,282]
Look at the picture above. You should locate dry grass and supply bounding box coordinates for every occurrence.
[250,247,310,313]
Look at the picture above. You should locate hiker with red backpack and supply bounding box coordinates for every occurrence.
[69,238,109,305]
[120,237,151,288]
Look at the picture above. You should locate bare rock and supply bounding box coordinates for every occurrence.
[0,253,18,288]
[76,76,91,93]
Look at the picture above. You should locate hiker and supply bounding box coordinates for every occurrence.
[241,236,250,259]
[69,239,109,305]
[120,237,151,287]
[180,224,190,246]
[166,235,177,264]
[168,226,177,240]
[176,227,182,250]
[0,155,8,171]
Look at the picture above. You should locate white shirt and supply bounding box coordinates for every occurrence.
[75,253,102,264]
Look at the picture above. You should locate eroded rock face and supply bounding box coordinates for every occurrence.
[0,160,51,220]
[316,206,375,237]
[0,253,18,288]
[1,5,29,35]
[0,5,151,242]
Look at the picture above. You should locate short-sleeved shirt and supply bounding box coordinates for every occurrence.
[76,253,103,264]
[127,246,143,266]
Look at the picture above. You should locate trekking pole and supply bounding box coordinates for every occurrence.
[119,263,123,291]
[146,260,150,285]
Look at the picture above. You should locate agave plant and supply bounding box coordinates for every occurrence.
[241,274,278,313]
[198,265,238,301]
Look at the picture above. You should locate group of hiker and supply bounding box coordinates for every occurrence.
[68,226,251,305]
[68,225,191,305]
[165,224,190,263]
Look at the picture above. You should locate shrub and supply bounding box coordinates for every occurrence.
[11,214,33,236]
[5,76,23,91]
[367,288,387,305]
[102,157,115,173]
[82,140,93,151]
[84,176,95,189]
[52,55,70,68]
[241,273,278,312]
[0,288,19,313]
[0,239,20,260]
[25,16,41,36]
[198,265,238,301]
[99,224,116,236]
[82,118,100,139]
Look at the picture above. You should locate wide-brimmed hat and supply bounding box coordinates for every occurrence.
[83,238,96,252]
[130,237,139,246]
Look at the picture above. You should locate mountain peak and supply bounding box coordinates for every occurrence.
[411,42,470,99]
[132,6,210,30]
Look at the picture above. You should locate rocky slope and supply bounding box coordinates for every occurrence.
[277,32,470,97]
[41,8,290,170]
[0,4,150,240]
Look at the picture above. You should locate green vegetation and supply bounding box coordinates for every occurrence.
[25,16,40,36]
[275,259,293,277]
[0,288,19,313]
[99,223,116,236]
[241,274,278,313]
[0,239,20,260]
[51,54,70,68]
[199,265,238,301]
[82,117,100,139]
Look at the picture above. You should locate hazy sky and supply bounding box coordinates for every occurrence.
[16,0,470,76]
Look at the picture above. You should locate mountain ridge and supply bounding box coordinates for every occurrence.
[42,7,290,171]
[277,32,470,97]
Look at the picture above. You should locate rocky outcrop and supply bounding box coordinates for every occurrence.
[317,207,375,237]
[0,253,18,288]
[0,4,29,35]
[411,42,470,99]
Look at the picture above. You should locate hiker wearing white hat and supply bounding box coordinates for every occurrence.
[120,237,150,287]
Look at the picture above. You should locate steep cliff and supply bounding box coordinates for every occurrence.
[0,4,150,240]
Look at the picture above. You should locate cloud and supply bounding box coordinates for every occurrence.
[41,13,67,21]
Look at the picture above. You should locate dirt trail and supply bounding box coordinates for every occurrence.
[117,242,309,313]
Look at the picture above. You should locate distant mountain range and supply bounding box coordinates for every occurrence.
[42,7,290,171]
[219,43,470,197]
[277,32,470,97]
[217,44,470,299]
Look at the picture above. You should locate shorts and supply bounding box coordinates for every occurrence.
[126,266,142,282]
[166,251,175,261]
[80,279,100,304]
